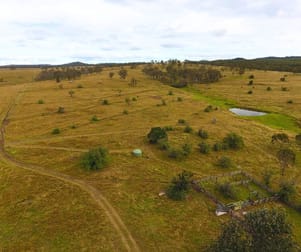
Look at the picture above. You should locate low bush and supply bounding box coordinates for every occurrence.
[199,142,210,154]
[217,156,232,168]
[216,182,236,199]
[223,133,244,150]
[38,99,44,104]
[184,125,193,133]
[52,128,60,134]
[198,129,208,139]
[166,171,193,200]
[147,127,167,144]
[91,115,99,122]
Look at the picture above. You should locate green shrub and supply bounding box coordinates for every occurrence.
[198,129,208,139]
[267,86,272,91]
[249,74,254,79]
[248,80,253,85]
[177,97,183,102]
[278,182,296,203]
[37,99,44,104]
[216,182,236,199]
[178,119,186,124]
[213,142,223,151]
[168,90,173,95]
[166,171,193,200]
[280,77,286,82]
[199,142,210,154]
[217,156,232,168]
[262,170,273,187]
[81,147,109,171]
[182,143,192,157]
[52,128,60,134]
[161,99,167,106]
[132,97,137,101]
[77,84,83,88]
[147,127,167,144]
[123,109,128,115]
[70,124,77,129]
[247,90,253,94]
[184,125,193,133]
[287,100,293,104]
[91,115,99,122]
[223,133,244,150]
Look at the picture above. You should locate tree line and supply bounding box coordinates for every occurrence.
[194,56,301,73]
[35,66,103,81]
[142,61,222,87]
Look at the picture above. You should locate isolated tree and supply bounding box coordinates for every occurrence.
[166,170,193,200]
[109,72,114,78]
[81,147,109,171]
[68,90,75,97]
[118,68,128,79]
[277,148,296,176]
[147,127,167,144]
[212,208,294,252]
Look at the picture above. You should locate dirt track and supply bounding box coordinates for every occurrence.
[0,86,140,252]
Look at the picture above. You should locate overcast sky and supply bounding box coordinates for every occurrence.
[1,0,301,64]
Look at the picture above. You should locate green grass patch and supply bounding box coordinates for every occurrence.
[247,113,299,133]
[183,86,236,108]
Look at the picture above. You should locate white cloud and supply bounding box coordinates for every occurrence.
[0,0,301,64]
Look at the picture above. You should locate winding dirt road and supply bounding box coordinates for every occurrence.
[0,87,140,252]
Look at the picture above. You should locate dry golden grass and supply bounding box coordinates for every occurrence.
[1,66,301,251]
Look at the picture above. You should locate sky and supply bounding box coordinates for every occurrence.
[1,0,301,64]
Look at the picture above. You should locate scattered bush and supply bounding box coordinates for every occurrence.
[77,84,83,88]
[177,97,183,102]
[81,147,109,171]
[158,139,170,150]
[213,142,223,151]
[277,148,296,176]
[123,109,128,115]
[278,182,296,203]
[161,99,167,106]
[91,115,99,122]
[125,97,131,105]
[70,124,77,129]
[52,128,60,134]
[223,133,244,150]
[247,90,253,94]
[271,133,289,143]
[217,156,232,168]
[178,119,186,124]
[132,97,137,101]
[37,99,44,104]
[199,142,210,154]
[249,74,254,79]
[57,106,65,113]
[198,129,208,139]
[166,171,193,200]
[102,99,109,105]
[204,105,214,112]
[168,148,185,160]
[266,86,272,91]
[184,125,193,133]
[280,77,286,82]
[168,90,173,95]
[248,80,253,85]
[182,143,192,157]
[281,87,288,91]
[287,100,293,104]
[69,90,75,97]
[147,127,167,144]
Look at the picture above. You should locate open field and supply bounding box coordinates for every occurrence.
[1,65,301,251]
